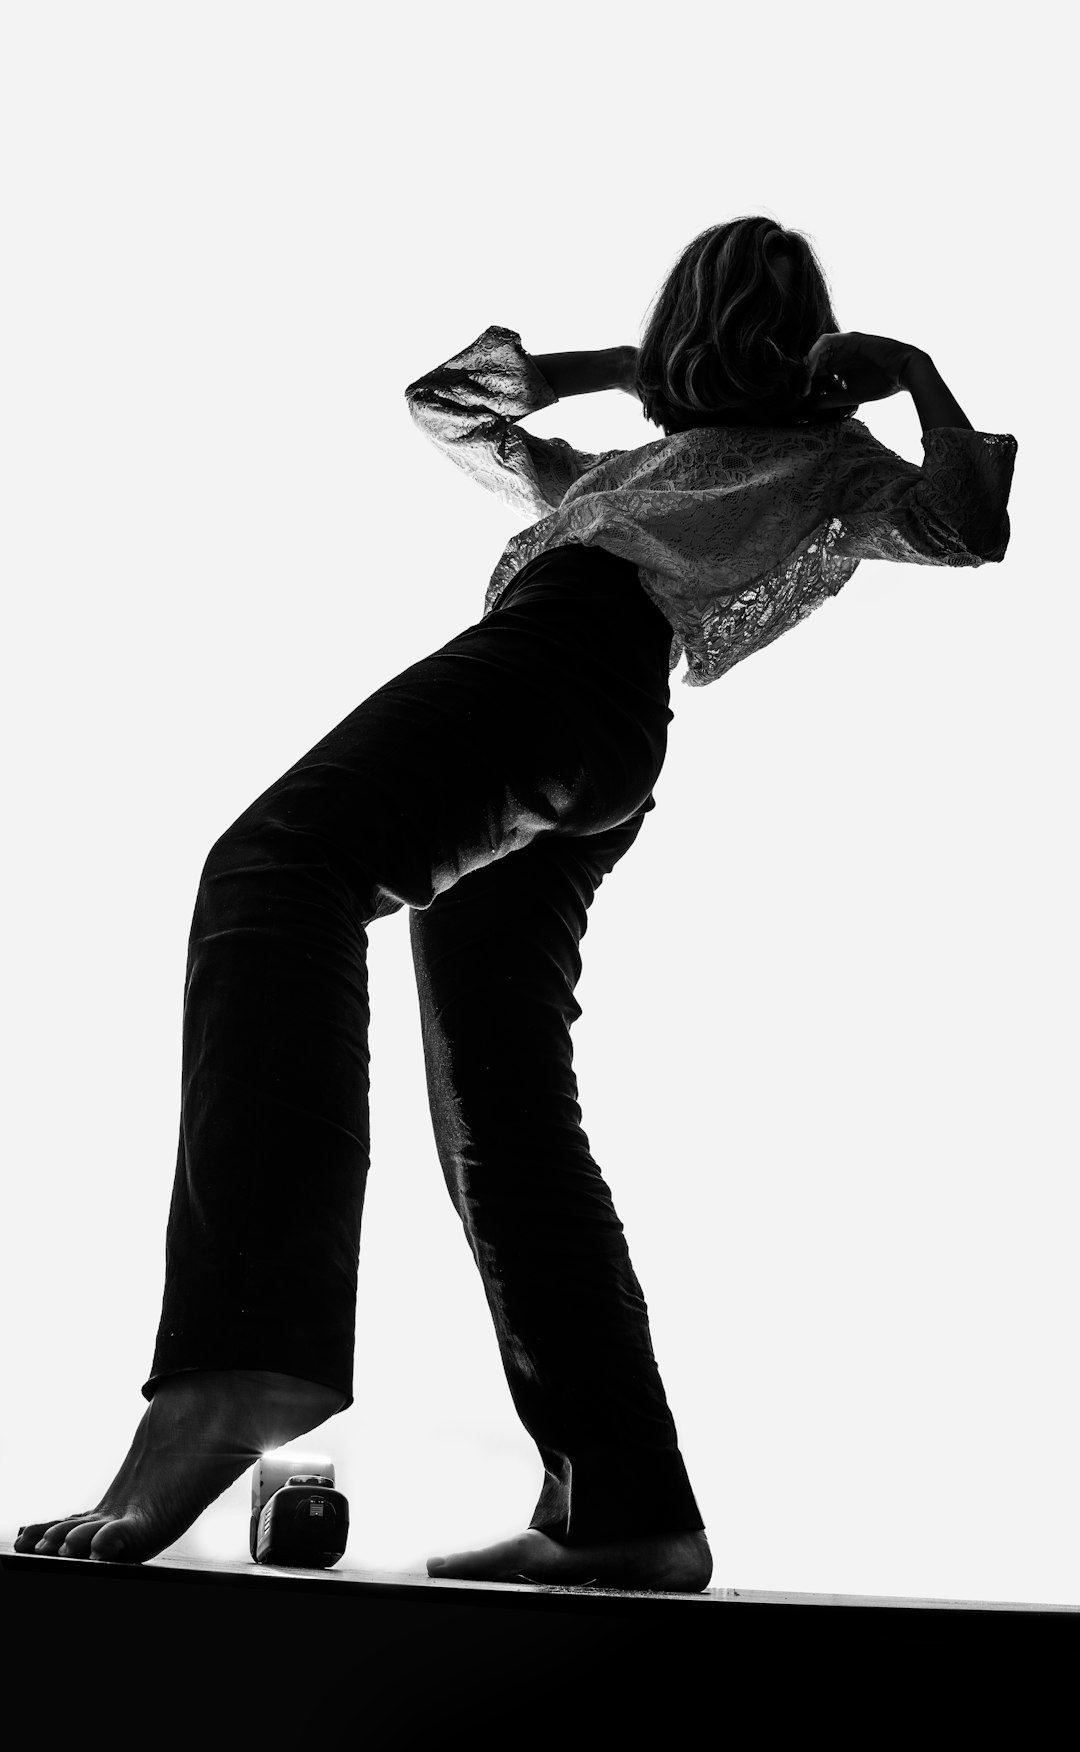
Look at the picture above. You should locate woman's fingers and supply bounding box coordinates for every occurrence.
[802,331,914,404]
[803,332,838,385]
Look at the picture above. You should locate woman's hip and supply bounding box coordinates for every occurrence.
[493,543,675,709]
[207,564,672,914]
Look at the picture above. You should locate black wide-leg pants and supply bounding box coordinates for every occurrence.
[142,542,705,1545]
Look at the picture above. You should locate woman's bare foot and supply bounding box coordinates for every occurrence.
[14,1369,345,1564]
[427,1527,712,1593]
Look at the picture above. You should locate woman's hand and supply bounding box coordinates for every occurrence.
[800,331,924,409]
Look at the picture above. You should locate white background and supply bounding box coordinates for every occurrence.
[2,1,1075,1605]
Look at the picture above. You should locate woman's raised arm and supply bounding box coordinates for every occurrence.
[531,346,638,399]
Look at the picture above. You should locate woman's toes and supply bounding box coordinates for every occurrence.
[427,1535,527,1580]
[87,1518,137,1563]
[428,1530,569,1583]
[56,1519,107,1559]
[33,1527,68,1554]
[24,1516,86,1555]
[20,1511,144,1562]
[14,1513,113,1558]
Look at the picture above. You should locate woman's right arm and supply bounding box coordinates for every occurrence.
[802,332,975,434]
[901,352,974,432]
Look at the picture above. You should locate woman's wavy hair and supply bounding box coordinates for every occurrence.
[634,215,855,435]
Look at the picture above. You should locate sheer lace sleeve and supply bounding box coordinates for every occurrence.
[830,421,1018,568]
[405,323,627,520]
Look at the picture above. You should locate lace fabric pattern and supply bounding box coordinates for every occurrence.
[405,325,1018,688]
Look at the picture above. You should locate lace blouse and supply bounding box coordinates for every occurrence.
[405,324,1018,688]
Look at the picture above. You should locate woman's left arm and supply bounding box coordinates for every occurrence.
[532,346,638,399]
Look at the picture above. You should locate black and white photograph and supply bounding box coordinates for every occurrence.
[2,0,1073,1721]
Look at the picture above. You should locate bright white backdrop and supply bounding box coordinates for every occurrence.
[2,1,1075,1605]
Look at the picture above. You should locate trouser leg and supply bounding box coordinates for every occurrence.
[140,544,688,1511]
[410,816,705,1545]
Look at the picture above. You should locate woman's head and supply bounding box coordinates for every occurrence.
[634,215,854,435]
